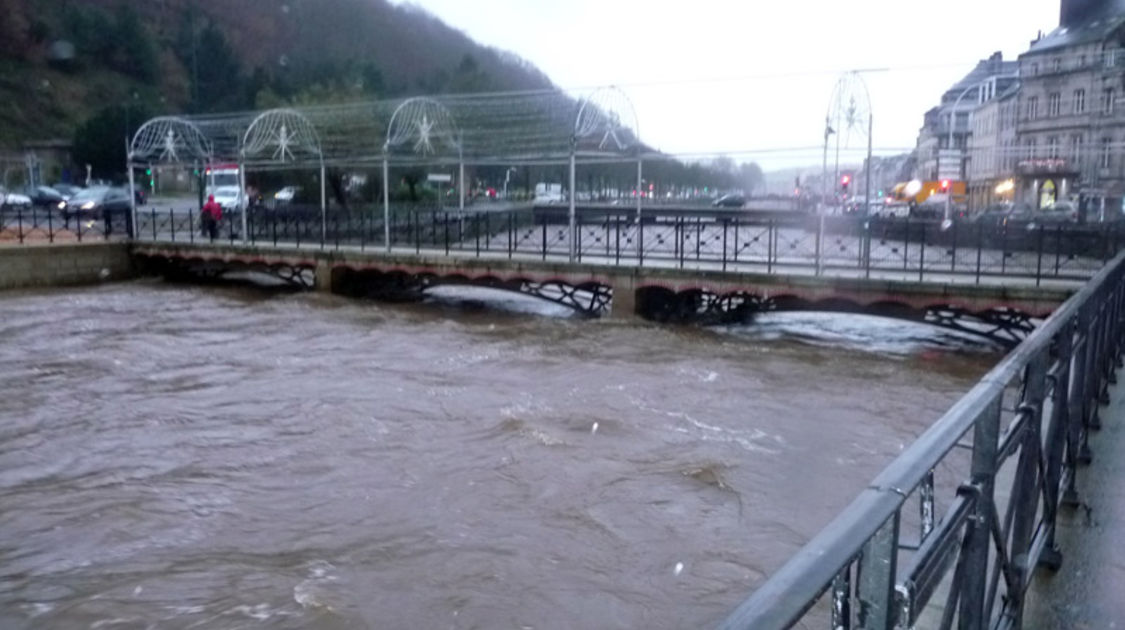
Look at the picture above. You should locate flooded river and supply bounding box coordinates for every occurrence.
[0,281,997,629]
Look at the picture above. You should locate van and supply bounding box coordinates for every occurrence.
[534,183,564,204]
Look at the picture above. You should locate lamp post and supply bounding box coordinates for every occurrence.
[502,166,517,199]
[944,75,1018,222]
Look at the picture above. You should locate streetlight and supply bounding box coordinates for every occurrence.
[502,166,517,199]
[943,74,1018,222]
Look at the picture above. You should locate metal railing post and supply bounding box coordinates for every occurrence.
[857,513,901,630]
[958,398,1001,630]
[918,222,926,282]
[815,215,824,276]
[1036,225,1045,287]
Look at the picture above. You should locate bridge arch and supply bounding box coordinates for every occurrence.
[331,265,612,317]
[633,285,1039,347]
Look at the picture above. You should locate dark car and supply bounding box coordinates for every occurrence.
[21,185,67,209]
[973,203,1034,227]
[51,183,83,200]
[712,194,746,208]
[63,186,131,222]
[129,184,146,206]
[1034,201,1079,224]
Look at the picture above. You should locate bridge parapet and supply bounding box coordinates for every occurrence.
[131,241,1074,344]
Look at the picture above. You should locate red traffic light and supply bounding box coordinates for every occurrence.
[841,175,851,185]
[940,179,951,191]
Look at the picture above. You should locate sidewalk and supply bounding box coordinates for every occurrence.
[1025,376,1125,628]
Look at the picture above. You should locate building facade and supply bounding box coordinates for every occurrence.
[967,85,1020,210]
[913,53,1019,185]
[1014,14,1125,216]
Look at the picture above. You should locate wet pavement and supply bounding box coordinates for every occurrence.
[1025,378,1125,629]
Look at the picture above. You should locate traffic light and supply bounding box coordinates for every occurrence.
[940,179,951,193]
[840,174,850,192]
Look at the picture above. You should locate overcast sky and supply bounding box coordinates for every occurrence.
[391,0,1059,169]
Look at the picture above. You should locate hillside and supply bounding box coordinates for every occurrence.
[0,0,554,148]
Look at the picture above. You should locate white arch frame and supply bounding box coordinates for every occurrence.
[241,108,326,244]
[569,87,642,262]
[382,98,463,252]
[128,117,213,238]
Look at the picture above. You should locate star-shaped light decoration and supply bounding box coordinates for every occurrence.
[272,123,298,162]
[159,129,179,162]
[598,111,626,151]
[413,114,435,155]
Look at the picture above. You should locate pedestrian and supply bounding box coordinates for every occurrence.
[201,194,222,241]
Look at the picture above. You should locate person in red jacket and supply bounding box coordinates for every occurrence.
[201,194,222,240]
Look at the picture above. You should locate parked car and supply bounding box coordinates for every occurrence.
[211,186,244,211]
[973,202,1034,227]
[63,186,131,222]
[51,183,83,200]
[274,186,301,203]
[712,194,745,208]
[128,184,146,206]
[1,187,32,208]
[1033,202,1079,225]
[21,185,67,210]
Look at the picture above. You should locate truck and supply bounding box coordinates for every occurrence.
[886,180,967,206]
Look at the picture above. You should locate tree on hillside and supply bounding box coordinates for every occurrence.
[739,162,765,194]
[444,54,494,94]
[73,104,153,179]
[176,12,244,112]
[0,0,31,59]
[113,4,159,83]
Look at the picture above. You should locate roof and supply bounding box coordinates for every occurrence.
[941,56,1019,103]
[1027,14,1125,54]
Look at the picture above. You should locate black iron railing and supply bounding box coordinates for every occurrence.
[718,250,1125,629]
[0,205,133,244]
[131,205,1125,286]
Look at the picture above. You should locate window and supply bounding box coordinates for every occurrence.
[1048,92,1061,117]
[1053,58,1061,72]
[1031,63,1038,76]
[1026,138,1038,159]
[1047,136,1059,159]
[1027,96,1039,119]
[1072,134,1085,162]
[1103,88,1115,115]
[1075,88,1086,114]
[1080,54,1087,67]
[1102,137,1113,169]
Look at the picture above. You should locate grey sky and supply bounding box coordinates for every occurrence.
[392,0,1059,169]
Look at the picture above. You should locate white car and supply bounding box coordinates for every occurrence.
[1,188,32,207]
[211,186,244,211]
[273,186,301,203]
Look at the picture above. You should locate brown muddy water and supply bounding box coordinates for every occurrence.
[0,280,998,629]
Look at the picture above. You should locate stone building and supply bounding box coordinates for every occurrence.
[1014,8,1125,216]
[967,84,1021,210]
[913,53,1019,183]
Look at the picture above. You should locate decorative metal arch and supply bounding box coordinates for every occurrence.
[384,97,461,156]
[241,108,323,164]
[129,116,212,164]
[574,86,640,154]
